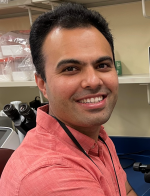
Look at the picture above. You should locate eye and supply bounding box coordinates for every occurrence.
[97,63,109,69]
[63,66,78,72]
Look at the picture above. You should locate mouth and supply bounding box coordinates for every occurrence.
[77,95,106,104]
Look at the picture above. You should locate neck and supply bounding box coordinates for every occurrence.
[73,126,100,141]
[61,121,101,141]
[49,109,101,142]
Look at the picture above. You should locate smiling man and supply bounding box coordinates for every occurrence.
[41,26,118,141]
[0,3,137,196]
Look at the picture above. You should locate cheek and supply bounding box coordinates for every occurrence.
[103,72,118,92]
[48,77,78,101]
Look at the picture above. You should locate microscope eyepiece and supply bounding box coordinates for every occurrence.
[19,103,36,120]
[3,102,36,136]
[3,104,20,120]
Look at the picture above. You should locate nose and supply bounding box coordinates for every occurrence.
[81,66,103,89]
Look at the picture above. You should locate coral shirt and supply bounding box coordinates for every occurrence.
[0,105,126,196]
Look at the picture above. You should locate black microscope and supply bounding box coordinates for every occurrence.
[133,162,150,183]
[3,103,36,136]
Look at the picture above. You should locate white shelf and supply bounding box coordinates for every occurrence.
[118,74,150,104]
[0,74,150,87]
[118,74,150,84]
[0,0,141,20]
[0,81,36,87]
[32,0,140,8]
[0,0,52,19]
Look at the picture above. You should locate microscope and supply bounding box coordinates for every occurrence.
[133,162,150,183]
[3,103,36,136]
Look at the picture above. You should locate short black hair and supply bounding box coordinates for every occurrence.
[30,3,114,82]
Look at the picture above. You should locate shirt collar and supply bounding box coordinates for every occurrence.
[36,105,108,154]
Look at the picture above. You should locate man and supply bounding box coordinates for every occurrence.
[0,3,137,196]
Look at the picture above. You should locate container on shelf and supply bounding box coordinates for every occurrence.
[12,71,33,81]
[12,56,35,81]
[0,57,13,82]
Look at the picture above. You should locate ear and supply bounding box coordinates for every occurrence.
[35,73,48,100]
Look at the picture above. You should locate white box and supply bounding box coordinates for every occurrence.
[12,71,33,81]
[1,45,29,57]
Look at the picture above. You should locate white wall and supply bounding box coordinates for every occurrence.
[0,2,150,137]
[105,84,150,137]
[92,2,150,136]
[92,1,150,75]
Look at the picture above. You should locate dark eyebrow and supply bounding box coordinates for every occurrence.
[56,56,113,69]
[56,59,84,69]
[93,56,113,65]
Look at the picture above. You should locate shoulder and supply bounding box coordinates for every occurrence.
[0,143,71,196]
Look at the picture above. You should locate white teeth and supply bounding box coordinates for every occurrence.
[95,97,99,103]
[79,96,103,104]
[98,97,103,101]
[87,99,90,103]
[91,98,94,102]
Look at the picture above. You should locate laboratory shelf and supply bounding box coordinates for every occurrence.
[0,0,149,103]
[0,81,36,87]
[32,0,140,8]
[0,0,140,10]
[0,0,142,20]
[0,74,150,87]
[0,0,51,19]
[118,74,150,84]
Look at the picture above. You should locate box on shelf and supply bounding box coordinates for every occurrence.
[115,61,122,76]
[0,57,13,82]
[1,45,30,57]
[12,71,34,81]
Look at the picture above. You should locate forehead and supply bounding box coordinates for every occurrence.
[42,26,113,66]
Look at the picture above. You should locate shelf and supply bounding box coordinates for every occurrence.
[0,0,141,20]
[0,74,150,87]
[118,74,150,84]
[32,0,141,8]
[0,0,52,19]
[0,75,150,104]
[0,81,36,87]
[118,74,150,104]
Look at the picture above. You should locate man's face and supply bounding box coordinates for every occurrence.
[37,26,118,136]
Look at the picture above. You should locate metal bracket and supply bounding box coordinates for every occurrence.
[142,0,150,19]
[140,84,150,104]
[26,5,50,12]
[147,84,150,104]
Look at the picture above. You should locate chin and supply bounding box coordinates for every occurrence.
[81,116,110,127]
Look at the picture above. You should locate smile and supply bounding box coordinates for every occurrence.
[78,96,103,104]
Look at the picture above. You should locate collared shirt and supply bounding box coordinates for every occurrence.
[0,105,126,196]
